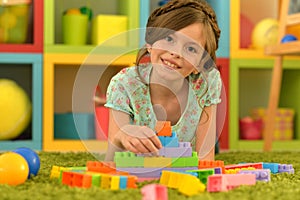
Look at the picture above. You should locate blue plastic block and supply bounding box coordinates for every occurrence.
[54,113,95,139]
[262,162,279,174]
[119,176,128,189]
[165,132,179,147]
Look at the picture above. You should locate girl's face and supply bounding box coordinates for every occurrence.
[149,23,206,80]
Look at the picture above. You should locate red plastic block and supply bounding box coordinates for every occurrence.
[207,174,256,192]
[156,121,172,136]
[225,163,262,171]
[87,161,116,173]
[61,171,92,188]
[141,184,168,200]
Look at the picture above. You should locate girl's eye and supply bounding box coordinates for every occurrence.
[186,46,197,53]
[165,36,174,43]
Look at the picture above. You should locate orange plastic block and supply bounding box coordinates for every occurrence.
[127,175,138,188]
[61,171,92,188]
[87,161,116,173]
[198,160,225,173]
[156,121,172,136]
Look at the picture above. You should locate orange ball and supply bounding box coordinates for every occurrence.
[0,152,29,185]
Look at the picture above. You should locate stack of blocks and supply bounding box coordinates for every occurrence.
[115,121,199,177]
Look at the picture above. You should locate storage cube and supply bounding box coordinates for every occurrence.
[91,14,128,46]
[54,113,95,140]
[251,108,295,140]
[0,0,31,43]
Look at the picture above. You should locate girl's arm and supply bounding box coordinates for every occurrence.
[195,104,217,161]
[105,109,162,161]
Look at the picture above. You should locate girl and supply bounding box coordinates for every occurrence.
[104,0,222,161]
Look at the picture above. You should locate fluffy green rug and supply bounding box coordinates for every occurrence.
[0,151,299,200]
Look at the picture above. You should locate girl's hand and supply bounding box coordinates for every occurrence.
[113,125,162,154]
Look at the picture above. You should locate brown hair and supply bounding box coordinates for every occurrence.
[136,0,221,65]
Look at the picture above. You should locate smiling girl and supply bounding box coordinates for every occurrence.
[104,0,222,161]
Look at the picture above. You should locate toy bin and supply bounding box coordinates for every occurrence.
[54,113,95,140]
[0,0,31,43]
[239,118,263,140]
[251,108,295,140]
[94,106,109,140]
[91,14,128,46]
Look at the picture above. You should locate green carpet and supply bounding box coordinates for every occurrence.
[0,151,299,200]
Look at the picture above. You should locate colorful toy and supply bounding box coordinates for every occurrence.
[251,18,279,49]
[141,184,168,200]
[281,34,298,43]
[0,79,32,140]
[0,152,29,185]
[13,147,40,178]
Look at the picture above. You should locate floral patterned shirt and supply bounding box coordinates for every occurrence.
[105,63,222,146]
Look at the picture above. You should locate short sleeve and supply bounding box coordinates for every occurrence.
[204,69,222,106]
[105,72,133,115]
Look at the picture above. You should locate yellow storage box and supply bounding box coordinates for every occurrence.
[92,14,128,46]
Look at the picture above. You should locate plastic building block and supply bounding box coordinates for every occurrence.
[238,169,271,182]
[156,121,172,137]
[119,176,128,189]
[165,132,179,147]
[110,176,120,190]
[117,167,198,178]
[141,184,168,200]
[61,171,92,188]
[207,174,256,192]
[87,161,116,173]
[183,152,199,167]
[262,162,279,173]
[278,164,294,174]
[144,157,172,168]
[225,167,255,174]
[114,152,144,167]
[163,142,192,157]
[214,167,222,174]
[198,160,225,173]
[178,174,206,196]
[171,157,186,167]
[186,169,214,185]
[126,175,138,188]
[101,174,111,189]
[224,163,262,171]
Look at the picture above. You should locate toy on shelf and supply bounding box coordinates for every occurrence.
[0,79,31,140]
[251,18,279,49]
[281,34,298,43]
[0,147,40,185]
[0,0,32,44]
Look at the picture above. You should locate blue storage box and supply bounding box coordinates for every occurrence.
[54,113,95,139]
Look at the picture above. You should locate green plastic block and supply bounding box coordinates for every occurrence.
[184,152,199,167]
[187,169,214,184]
[91,174,101,187]
[171,157,186,167]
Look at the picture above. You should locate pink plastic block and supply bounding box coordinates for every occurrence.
[207,174,256,192]
[141,184,168,200]
[162,142,192,157]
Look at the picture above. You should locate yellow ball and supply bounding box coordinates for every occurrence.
[251,18,279,49]
[0,152,29,185]
[0,79,31,140]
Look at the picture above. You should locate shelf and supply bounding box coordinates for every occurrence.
[43,53,135,151]
[230,0,280,59]
[265,41,300,56]
[44,0,140,54]
[0,0,43,53]
[0,53,42,150]
[229,58,300,150]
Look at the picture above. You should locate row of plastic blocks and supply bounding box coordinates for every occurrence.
[114,151,198,168]
[50,166,87,179]
[262,162,294,174]
[141,184,168,200]
[159,170,206,196]
[207,173,256,192]
[61,171,138,190]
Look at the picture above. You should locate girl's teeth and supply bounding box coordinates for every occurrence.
[164,61,177,68]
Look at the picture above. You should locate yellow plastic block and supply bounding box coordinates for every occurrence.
[178,175,206,196]
[144,157,172,168]
[167,172,183,189]
[160,171,171,186]
[110,176,120,190]
[92,15,128,46]
[101,174,111,189]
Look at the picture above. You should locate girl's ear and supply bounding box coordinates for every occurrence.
[146,44,152,53]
